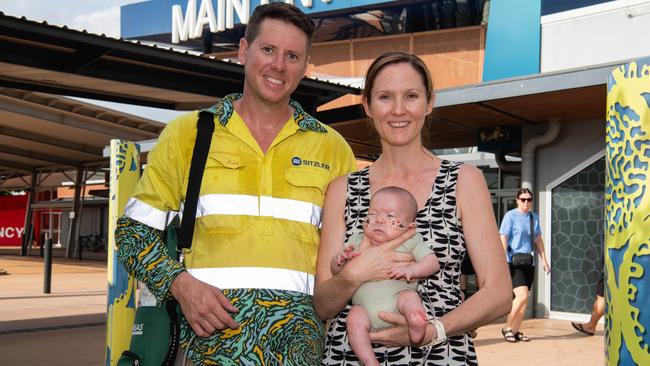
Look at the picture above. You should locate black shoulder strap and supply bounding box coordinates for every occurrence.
[529,212,535,245]
[178,111,215,250]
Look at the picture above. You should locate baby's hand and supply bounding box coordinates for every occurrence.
[336,244,359,265]
[388,267,414,281]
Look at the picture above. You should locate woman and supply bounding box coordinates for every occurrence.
[314,52,512,365]
[499,188,551,343]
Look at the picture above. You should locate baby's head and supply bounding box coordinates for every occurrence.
[363,186,418,243]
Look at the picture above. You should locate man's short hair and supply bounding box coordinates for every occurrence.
[245,2,315,49]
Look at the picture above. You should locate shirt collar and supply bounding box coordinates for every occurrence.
[202,93,327,133]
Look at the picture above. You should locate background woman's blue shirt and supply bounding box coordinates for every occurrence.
[499,208,541,262]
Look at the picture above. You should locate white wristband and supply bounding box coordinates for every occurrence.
[426,318,447,347]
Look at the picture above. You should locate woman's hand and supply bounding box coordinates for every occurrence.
[542,259,551,274]
[343,228,416,285]
[370,311,429,347]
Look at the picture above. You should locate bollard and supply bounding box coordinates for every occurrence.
[43,237,52,294]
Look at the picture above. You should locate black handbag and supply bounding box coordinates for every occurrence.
[118,110,215,366]
[511,213,535,268]
[512,252,534,267]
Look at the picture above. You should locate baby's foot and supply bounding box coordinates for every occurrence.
[408,309,428,343]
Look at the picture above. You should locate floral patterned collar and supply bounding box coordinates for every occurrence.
[202,93,327,133]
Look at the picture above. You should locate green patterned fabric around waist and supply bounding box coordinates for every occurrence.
[179,288,324,366]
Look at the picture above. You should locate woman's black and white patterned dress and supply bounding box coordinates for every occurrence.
[322,160,478,366]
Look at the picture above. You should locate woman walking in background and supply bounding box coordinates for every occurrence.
[500,188,550,343]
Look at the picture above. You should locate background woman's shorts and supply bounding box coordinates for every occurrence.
[509,263,534,289]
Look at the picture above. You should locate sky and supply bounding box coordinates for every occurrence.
[0,0,140,38]
[0,0,184,122]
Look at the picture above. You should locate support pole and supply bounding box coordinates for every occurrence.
[65,167,83,258]
[76,182,87,260]
[43,234,52,294]
[21,171,37,256]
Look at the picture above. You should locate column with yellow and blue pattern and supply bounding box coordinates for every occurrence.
[606,57,650,366]
[106,140,140,365]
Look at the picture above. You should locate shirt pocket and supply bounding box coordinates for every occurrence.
[197,153,250,234]
[284,166,330,191]
[281,166,331,243]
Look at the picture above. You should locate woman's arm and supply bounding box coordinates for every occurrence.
[440,164,512,335]
[314,176,362,319]
[534,235,551,273]
[371,165,512,345]
[314,176,416,320]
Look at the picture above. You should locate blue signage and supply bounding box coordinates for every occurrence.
[121,0,397,39]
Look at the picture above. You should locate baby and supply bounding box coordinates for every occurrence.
[331,186,440,365]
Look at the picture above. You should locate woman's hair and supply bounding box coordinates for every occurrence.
[516,188,533,199]
[245,2,315,48]
[362,51,434,106]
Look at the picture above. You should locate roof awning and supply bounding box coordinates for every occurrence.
[320,61,618,159]
[0,12,361,189]
[0,12,359,111]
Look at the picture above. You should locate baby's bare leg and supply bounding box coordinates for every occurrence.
[396,290,428,343]
[347,305,379,366]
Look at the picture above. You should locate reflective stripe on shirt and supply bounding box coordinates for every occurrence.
[125,194,323,229]
[188,267,315,295]
[124,198,174,231]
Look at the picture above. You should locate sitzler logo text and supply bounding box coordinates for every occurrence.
[0,227,25,239]
[172,0,332,43]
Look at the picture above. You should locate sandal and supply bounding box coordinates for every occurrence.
[571,321,595,336]
[501,328,517,343]
[514,331,530,342]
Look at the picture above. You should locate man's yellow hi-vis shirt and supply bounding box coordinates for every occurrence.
[123,93,356,297]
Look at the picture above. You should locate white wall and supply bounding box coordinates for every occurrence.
[533,118,605,318]
[541,0,650,72]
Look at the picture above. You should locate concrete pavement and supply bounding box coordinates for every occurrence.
[0,253,604,365]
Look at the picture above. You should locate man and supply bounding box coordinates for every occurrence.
[115,3,356,365]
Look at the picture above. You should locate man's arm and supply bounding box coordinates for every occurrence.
[116,216,239,337]
[115,216,185,302]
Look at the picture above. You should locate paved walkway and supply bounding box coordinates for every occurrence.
[0,253,604,365]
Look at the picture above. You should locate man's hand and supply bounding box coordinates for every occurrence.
[170,272,239,337]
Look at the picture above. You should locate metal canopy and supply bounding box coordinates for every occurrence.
[0,12,358,112]
[0,12,361,189]
[0,88,164,189]
[321,61,617,159]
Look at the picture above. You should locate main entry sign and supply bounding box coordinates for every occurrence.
[121,0,396,42]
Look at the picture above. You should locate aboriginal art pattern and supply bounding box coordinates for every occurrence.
[203,93,327,133]
[322,161,477,366]
[606,59,650,366]
[180,289,324,365]
[106,140,140,365]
